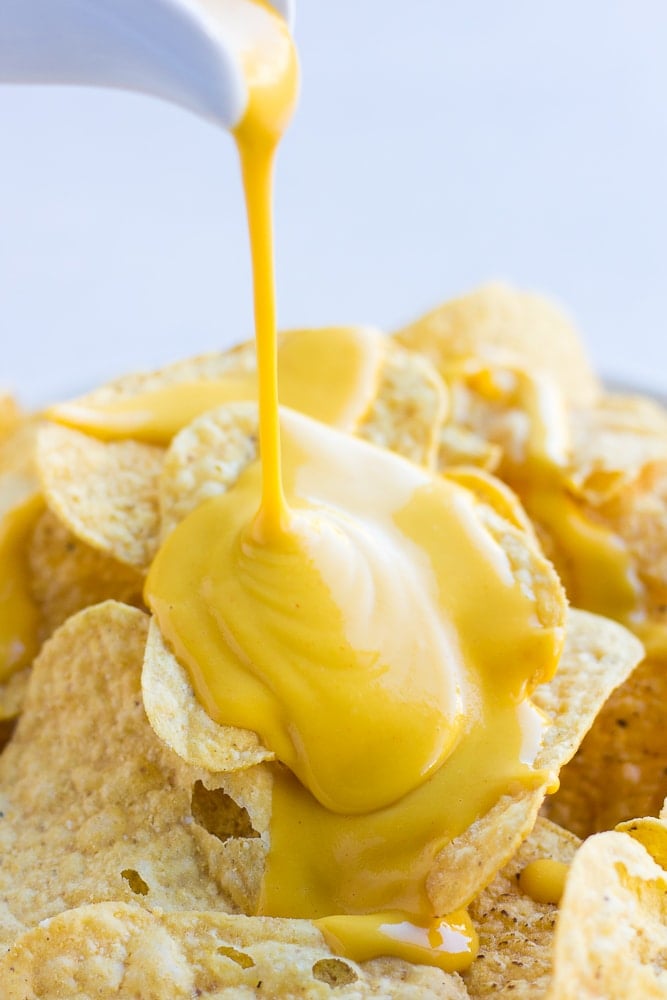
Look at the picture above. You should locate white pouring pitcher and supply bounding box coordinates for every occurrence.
[0,0,294,128]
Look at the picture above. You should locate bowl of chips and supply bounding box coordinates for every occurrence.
[2,0,667,993]
[2,281,667,998]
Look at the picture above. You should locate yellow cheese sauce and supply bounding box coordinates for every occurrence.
[231,0,297,540]
[523,483,667,657]
[0,494,43,682]
[261,690,549,921]
[46,325,384,445]
[520,485,640,624]
[316,911,478,974]
[518,859,569,905]
[459,359,659,645]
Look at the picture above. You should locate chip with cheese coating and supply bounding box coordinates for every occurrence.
[143,606,642,917]
[394,283,600,409]
[616,810,667,869]
[44,327,388,445]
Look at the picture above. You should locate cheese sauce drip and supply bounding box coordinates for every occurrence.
[518,859,569,906]
[231,0,296,540]
[316,911,478,974]
[524,489,667,660]
[144,0,565,974]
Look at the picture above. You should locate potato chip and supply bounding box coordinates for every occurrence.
[394,283,600,408]
[0,902,468,999]
[463,817,579,998]
[36,423,163,569]
[0,601,253,944]
[443,466,535,537]
[529,611,643,773]
[160,401,259,540]
[547,830,667,998]
[522,392,667,647]
[545,653,667,837]
[149,398,578,921]
[429,358,570,486]
[142,617,272,772]
[28,507,146,641]
[0,493,43,687]
[594,463,667,629]
[357,342,448,468]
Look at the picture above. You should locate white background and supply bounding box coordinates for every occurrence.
[1,1,666,405]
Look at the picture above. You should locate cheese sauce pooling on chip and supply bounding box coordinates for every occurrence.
[47,326,386,444]
[142,0,568,973]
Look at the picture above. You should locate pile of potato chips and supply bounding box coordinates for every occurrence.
[2,284,667,998]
